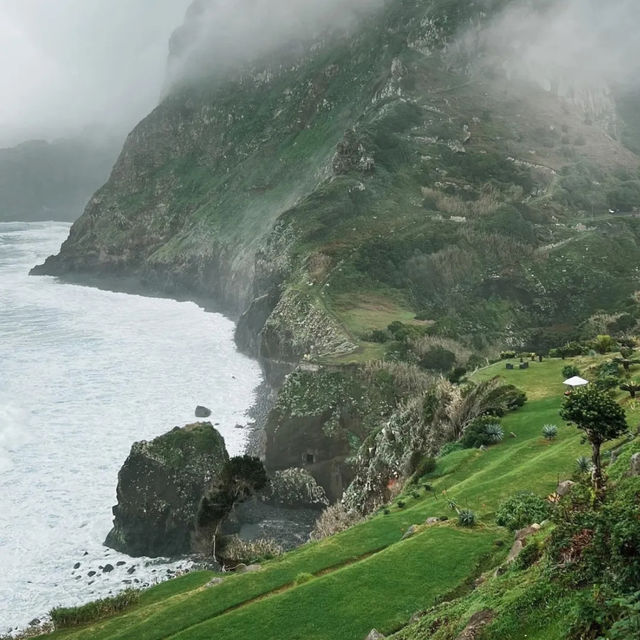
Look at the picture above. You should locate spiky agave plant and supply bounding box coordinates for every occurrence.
[576,455,593,474]
[543,424,558,440]
[484,423,504,443]
[458,509,476,527]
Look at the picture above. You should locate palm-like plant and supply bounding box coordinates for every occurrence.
[542,424,558,440]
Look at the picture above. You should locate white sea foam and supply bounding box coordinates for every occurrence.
[0,222,262,633]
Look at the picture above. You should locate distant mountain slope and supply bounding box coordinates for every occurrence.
[33,0,640,360]
[0,136,120,222]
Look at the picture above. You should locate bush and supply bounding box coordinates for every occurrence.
[513,540,542,570]
[458,509,476,527]
[496,492,551,531]
[548,477,640,593]
[50,590,140,629]
[461,416,504,448]
[362,329,391,343]
[295,572,313,585]
[563,365,581,379]
[414,456,436,477]
[500,350,517,360]
[576,455,593,474]
[397,500,406,509]
[220,537,283,564]
[311,503,362,541]
[593,334,617,354]
[420,346,456,372]
[439,441,464,457]
[543,424,558,440]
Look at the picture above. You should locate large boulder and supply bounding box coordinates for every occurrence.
[105,423,228,557]
[195,405,212,418]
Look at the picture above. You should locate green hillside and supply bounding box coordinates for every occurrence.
[35,355,640,640]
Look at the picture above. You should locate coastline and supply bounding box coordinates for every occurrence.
[1,226,266,635]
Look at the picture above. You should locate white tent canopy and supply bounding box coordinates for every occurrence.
[563,376,589,387]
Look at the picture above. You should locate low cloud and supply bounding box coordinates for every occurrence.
[458,0,640,94]
[167,0,385,88]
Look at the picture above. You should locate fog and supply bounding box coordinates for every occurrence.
[459,0,640,95]
[5,0,634,150]
[0,0,191,147]
[167,0,385,88]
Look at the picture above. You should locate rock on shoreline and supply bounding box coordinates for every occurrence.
[105,422,228,557]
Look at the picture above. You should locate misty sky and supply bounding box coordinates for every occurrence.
[0,0,191,147]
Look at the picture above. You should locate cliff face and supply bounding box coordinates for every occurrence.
[31,0,640,497]
[33,0,640,359]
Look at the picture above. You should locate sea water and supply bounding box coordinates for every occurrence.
[0,221,262,633]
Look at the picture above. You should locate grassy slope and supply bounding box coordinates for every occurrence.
[39,355,633,640]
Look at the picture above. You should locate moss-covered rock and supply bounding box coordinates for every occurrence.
[105,422,228,557]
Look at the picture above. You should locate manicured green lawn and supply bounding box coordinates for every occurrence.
[169,526,505,640]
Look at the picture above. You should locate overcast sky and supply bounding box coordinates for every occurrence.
[0,0,191,147]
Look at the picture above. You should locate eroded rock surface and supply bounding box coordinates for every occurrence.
[105,422,228,557]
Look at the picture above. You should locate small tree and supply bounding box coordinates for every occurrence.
[196,456,267,559]
[620,376,640,398]
[614,352,640,372]
[560,386,627,494]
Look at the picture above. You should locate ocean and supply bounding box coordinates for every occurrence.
[0,221,262,633]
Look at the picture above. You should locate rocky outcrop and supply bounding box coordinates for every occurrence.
[221,468,329,550]
[105,422,228,557]
[455,610,494,640]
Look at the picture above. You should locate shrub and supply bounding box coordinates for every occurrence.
[419,346,456,372]
[554,342,589,358]
[461,416,504,448]
[295,572,313,585]
[414,456,436,477]
[496,492,551,531]
[543,424,558,440]
[513,540,542,570]
[50,590,140,629]
[311,503,362,541]
[593,334,616,354]
[562,365,581,379]
[362,329,391,343]
[549,477,640,593]
[397,500,406,509]
[458,509,476,527]
[220,537,283,564]
[500,350,517,360]
[411,491,421,499]
[576,455,593,474]
[439,441,464,457]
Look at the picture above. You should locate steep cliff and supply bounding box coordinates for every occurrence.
[31,0,640,500]
[33,0,640,359]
